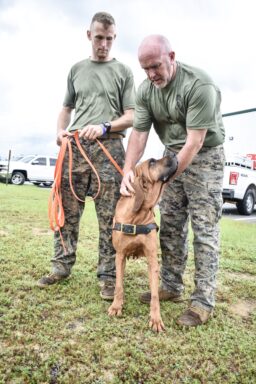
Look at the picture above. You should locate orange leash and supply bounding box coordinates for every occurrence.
[96,138,124,177]
[48,132,124,253]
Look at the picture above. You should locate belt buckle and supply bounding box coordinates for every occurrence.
[121,223,136,235]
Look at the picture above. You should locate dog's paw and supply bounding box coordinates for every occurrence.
[149,316,165,332]
[108,304,123,317]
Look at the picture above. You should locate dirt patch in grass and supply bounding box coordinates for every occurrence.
[225,271,256,282]
[0,230,9,236]
[229,299,256,318]
[32,227,52,236]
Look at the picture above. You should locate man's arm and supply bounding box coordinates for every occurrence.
[56,106,73,146]
[79,108,134,140]
[174,128,207,178]
[120,129,149,195]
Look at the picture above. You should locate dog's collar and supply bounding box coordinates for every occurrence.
[113,222,159,235]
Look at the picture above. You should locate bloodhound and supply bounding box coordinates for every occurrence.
[108,154,178,332]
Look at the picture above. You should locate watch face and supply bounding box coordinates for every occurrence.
[104,122,111,132]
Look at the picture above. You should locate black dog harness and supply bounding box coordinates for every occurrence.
[112,223,159,235]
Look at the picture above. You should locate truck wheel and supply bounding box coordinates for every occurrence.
[11,171,25,185]
[43,182,53,187]
[236,188,255,215]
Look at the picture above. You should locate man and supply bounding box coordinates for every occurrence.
[121,35,225,326]
[38,12,135,300]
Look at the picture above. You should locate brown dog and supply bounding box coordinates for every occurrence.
[108,154,178,332]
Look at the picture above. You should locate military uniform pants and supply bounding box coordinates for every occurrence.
[51,137,124,281]
[159,145,225,311]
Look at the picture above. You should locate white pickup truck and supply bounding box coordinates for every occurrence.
[0,154,57,186]
[222,154,256,215]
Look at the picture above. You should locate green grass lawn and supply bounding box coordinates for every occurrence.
[0,183,255,383]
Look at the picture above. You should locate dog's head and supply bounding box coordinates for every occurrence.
[132,153,178,212]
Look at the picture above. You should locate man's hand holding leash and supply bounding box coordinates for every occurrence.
[79,124,105,140]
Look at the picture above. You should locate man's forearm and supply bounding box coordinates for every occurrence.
[109,109,134,132]
[175,128,207,177]
[57,108,72,134]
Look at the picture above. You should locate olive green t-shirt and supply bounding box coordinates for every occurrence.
[63,58,136,136]
[134,62,225,147]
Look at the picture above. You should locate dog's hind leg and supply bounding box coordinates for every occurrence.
[108,252,126,317]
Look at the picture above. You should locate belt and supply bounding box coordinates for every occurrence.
[113,222,159,235]
[100,133,124,140]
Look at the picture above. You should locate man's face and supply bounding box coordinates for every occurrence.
[87,21,116,61]
[139,50,175,89]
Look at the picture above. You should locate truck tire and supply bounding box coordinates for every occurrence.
[11,171,25,185]
[236,188,255,215]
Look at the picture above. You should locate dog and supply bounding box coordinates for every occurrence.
[108,154,178,332]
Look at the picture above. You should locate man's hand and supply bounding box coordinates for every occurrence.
[120,170,135,196]
[57,130,73,146]
[79,124,103,140]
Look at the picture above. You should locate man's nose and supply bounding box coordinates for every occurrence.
[148,68,156,78]
[100,38,107,47]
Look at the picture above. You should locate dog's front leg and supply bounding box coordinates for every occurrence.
[147,252,165,332]
[108,252,126,317]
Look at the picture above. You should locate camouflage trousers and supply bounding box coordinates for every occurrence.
[159,145,225,311]
[51,137,124,282]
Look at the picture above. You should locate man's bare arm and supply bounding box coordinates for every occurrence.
[174,128,207,178]
[56,106,73,146]
[79,108,134,140]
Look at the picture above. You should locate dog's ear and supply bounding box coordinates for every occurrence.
[132,176,146,212]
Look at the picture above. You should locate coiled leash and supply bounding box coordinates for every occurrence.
[48,131,124,253]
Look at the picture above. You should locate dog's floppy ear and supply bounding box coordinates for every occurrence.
[132,176,146,212]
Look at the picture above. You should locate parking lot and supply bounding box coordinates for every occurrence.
[222,203,256,223]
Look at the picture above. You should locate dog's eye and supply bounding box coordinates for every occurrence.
[149,158,156,167]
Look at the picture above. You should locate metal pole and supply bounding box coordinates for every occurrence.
[6,149,11,186]
[222,108,256,117]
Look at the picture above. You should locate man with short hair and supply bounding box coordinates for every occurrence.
[38,12,135,300]
[121,34,225,326]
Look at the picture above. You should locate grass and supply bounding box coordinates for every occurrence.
[0,183,256,383]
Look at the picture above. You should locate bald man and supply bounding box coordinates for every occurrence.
[121,35,225,327]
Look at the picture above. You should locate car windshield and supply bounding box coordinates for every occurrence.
[12,155,25,161]
[22,156,37,163]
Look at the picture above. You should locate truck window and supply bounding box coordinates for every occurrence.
[50,158,57,166]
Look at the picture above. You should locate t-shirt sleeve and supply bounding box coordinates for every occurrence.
[133,84,152,132]
[122,69,136,110]
[186,84,222,130]
[63,69,76,108]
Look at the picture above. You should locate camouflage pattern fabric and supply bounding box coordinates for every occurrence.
[159,145,225,311]
[51,137,124,282]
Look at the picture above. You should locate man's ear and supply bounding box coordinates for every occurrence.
[132,177,145,213]
[87,30,91,40]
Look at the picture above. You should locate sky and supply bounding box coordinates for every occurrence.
[0,0,256,161]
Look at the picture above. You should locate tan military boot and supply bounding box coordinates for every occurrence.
[176,305,212,327]
[100,280,115,300]
[37,273,69,288]
[140,288,183,304]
